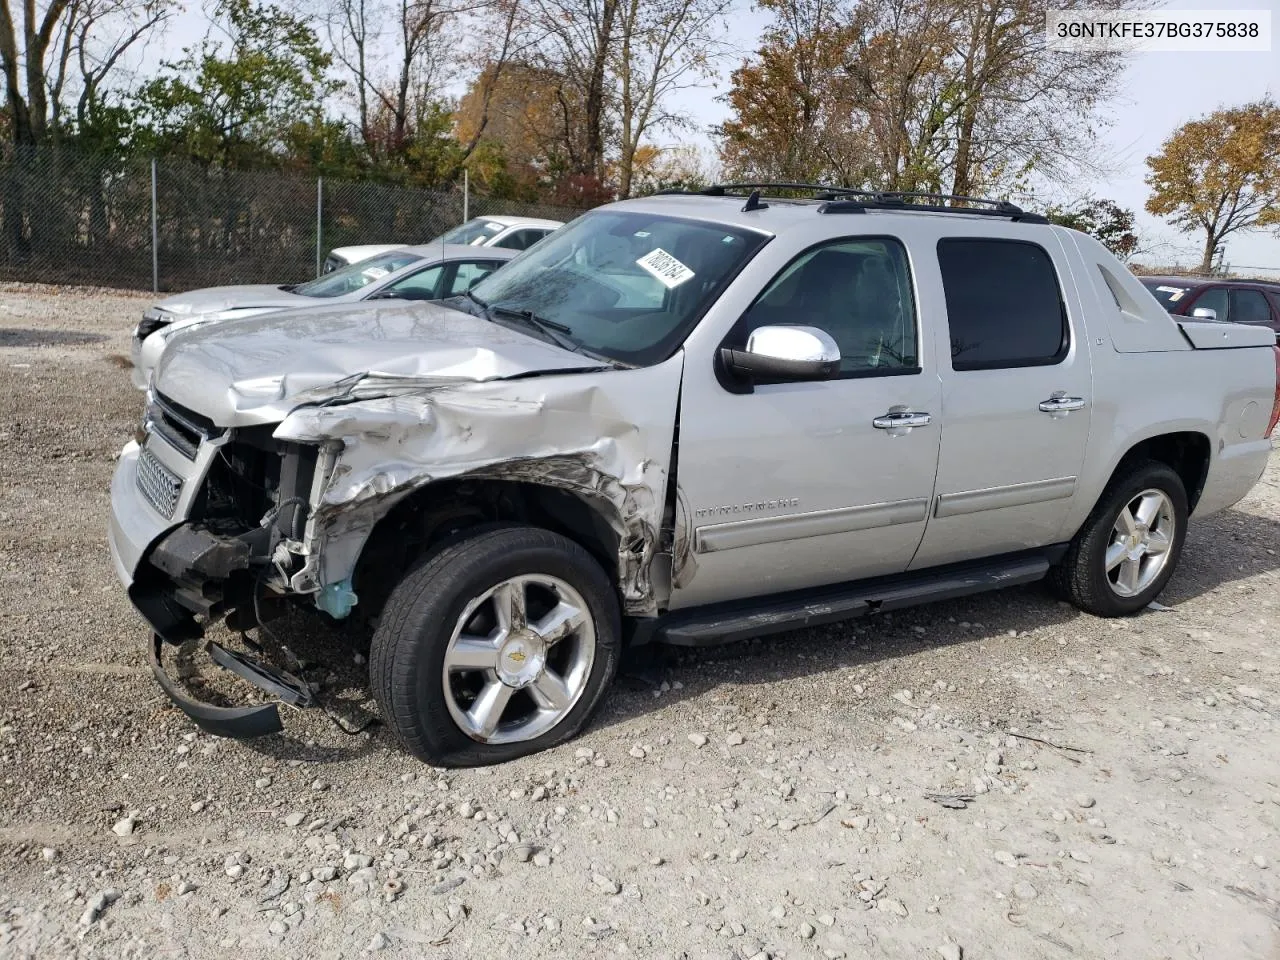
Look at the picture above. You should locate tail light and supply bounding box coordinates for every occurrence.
[1268,346,1280,439]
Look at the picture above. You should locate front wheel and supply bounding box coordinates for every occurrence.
[1052,460,1189,617]
[370,526,621,767]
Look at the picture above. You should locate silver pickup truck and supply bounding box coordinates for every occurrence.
[108,186,1280,767]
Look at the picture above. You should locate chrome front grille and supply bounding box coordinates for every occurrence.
[137,446,183,519]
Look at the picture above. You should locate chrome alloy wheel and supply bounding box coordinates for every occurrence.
[1105,488,1176,598]
[442,574,596,744]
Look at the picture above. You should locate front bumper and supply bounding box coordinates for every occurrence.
[109,440,316,739]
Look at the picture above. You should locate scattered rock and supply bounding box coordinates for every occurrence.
[1013,881,1038,901]
[511,844,535,863]
[878,898,908,918]
[591,873,621,895]
[367,932,390,952]
[1075,794,1096,809]
[111,817,137,837]
[798,922,816,939]
[284,812,306,827]
[79,889,120,926]
[688,733,708,748]
[938,944,963,960]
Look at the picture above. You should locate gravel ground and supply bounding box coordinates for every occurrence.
[2,282,1279,960]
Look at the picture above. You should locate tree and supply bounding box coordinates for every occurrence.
[133,0,335,169]
[1046,197,1138,260]
[0,0,171,147]
[1145,99,1280,274]
[612,0,730,197]
[719,0,1130,196]
[718,0,871,184]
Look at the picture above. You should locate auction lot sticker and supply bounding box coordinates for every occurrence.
[636,248,695,288]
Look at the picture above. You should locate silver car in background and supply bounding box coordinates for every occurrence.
[131,244,518,389]
[321,216,565,273]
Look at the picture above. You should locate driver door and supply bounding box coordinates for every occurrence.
[670,235,942,609]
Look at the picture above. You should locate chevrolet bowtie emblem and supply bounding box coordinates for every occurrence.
[508,650,527,663]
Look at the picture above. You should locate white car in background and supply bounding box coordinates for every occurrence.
[321,216,565,273]
[131,244,518,389]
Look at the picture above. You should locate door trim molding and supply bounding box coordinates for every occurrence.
[694,498,930,554]
[934,476,1077,519]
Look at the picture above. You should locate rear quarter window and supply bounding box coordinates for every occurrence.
[937,238,1068,371]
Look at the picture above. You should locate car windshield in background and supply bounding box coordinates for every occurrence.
[292,251,425,298]
[1141,280,1193,311]
[437,219,506,246]
[467,211,768,365]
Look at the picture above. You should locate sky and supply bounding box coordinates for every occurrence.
[155,0,1280,273]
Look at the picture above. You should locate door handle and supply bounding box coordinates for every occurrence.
[1038,394,1086,418]
[872,410,932,436]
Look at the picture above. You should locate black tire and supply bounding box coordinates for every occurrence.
[370,525,621,767]
[1051,460,1188,617]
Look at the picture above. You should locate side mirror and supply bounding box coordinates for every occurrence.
[1191,306,1218,321]
[721,325,840,382]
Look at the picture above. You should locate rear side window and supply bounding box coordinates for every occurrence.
[1230,289,1272,325]
[937,239,1068,370]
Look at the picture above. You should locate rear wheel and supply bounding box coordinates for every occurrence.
[370,525,620,766]
[1052,461,1188,617]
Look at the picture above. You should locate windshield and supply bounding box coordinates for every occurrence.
[293,251,425,298]
[467,210,769,364]
[436,219,506,246]
[1141,280,1194,311]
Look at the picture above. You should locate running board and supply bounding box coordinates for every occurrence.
[645,550,1056,647]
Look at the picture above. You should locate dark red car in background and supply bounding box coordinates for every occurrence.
[1140,275,1280,341]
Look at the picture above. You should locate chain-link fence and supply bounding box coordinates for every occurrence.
[0,146,589,292]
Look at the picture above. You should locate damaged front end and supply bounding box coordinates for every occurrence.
[113,353,684,739]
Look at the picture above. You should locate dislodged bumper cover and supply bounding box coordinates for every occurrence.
[150,635,314,739]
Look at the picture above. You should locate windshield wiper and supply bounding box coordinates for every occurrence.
[488,304,578,352]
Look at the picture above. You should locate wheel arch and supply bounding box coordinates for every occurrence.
[346,475,629,622]
[1103,430,1211,512]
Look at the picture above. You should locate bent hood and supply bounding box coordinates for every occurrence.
[155,284,310,317]
[154,300,604,426]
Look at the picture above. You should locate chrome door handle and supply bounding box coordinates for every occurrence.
[1038,395,1086,417]
[872,410,932,436]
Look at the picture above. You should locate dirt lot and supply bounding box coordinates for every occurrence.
[1,282,1278,960]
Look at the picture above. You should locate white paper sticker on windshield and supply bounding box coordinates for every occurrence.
[636,248,695,288]
[1156,285,1186,301]
[363,267,389,279]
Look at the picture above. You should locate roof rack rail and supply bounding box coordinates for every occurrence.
[653,182,1048,223]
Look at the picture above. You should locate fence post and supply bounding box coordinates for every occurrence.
[150,158,159,293]
[315,176,323,276]
[463,168,469,223]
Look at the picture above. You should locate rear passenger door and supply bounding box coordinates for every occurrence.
[909,232,1092,569]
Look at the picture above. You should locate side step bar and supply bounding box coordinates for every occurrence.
[641,549,1059,647]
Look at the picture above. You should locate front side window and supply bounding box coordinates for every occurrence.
[381,265,445,300]
[938,238,1068,370]
[293,251,424,298]
[468,211,769,365]
[446,261,503,297]
[741,237,918,375]
[1230,288,1271,324]
[1190,287,1228,320]
[436,219,506,246]
[494,230,540,251]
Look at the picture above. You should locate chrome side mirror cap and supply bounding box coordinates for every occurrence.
[722,325,840,384]
[1191,306,1218,321]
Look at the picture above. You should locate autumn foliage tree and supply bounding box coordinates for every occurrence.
[1145,99,1280,274]
[719,0,1129,196]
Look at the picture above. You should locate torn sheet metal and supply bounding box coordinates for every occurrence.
[273,360,686,615]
